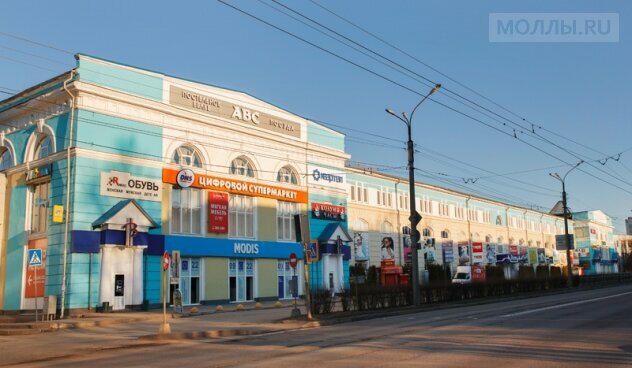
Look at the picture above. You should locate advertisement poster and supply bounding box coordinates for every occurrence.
[537,248,546,264]
[424,242,437,264]
[25,238,47,298]
[380,234,395,261]
[528,247,538,265]
[472,242,483,263]
[485,243,497,264]
[509,245,519,256]
[208,191,228,233]
[353,232,370,262]
[457,241,470,260]
[472,265,486,282]
[311,202,345,221]
[403,234,412,264]
[442,241,454,264]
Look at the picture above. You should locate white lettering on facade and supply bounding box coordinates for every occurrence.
[233,242,260,255]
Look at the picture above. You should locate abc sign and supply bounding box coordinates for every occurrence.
[177,169,195,188]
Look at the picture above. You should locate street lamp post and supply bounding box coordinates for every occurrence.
[386,83,441,307]
[549,161,583,288]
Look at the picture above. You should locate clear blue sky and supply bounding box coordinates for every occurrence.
[1,1,630,232]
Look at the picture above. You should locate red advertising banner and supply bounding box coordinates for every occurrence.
[472,265,486,282]
[208,191,228,233]
[25,238,47,298]
[472,242,484,263]
[509,245,519,256]
[311,202,345,221]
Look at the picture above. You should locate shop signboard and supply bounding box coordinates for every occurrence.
[555,234,575,250]
[208,191,228,233]
[163,168,307,203]
[100,171,162,202]
[471,242,483,263]
[311,202,345,221]
[307,165,346,190]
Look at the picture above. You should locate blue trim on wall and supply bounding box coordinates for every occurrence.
[165,236,303,259]
[3,185,27,310]
[71,230,165,255]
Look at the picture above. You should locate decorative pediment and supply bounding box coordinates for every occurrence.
[92,199,157,232]
[317,223,352,243]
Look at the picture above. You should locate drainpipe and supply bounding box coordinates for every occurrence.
[466,197,471,264]
[60,70,76,319]
[394,179,402,264]
[524,210,528,246]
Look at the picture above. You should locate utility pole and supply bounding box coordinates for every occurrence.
[550,161,582,288]
[386,83,441,306]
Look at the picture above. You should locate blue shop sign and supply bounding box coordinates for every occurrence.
[165,235,303,259]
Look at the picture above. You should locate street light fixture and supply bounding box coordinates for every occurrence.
[386,83,441,307]
[549,160,583,288]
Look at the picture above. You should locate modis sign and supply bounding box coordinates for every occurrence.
[163,168,307,203]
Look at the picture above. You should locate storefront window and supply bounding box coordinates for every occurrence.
[30,181,50,234]
[277,201,298,241]
[277,260,300,299]
[171,187,202,234]
[229,195,254,238]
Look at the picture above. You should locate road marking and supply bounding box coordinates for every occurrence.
[502,291,632,317]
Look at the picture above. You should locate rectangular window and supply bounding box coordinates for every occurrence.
[171,187,203,234]
[350,184,356,201]
[229,195,255,238]
[277,201,298,241]
[30,181,50,234]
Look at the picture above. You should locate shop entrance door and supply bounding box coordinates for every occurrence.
[229,259,255,302]
[171,258,201,305]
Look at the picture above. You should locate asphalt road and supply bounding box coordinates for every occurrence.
[6,284,632,367]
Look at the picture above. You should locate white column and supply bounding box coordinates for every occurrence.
[99,246,113,305]
[132,246,146,305]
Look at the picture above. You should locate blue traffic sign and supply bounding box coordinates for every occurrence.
[28,249,42,266]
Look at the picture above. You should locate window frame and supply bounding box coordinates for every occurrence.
[171,187,204,235]
[229,194,256,239]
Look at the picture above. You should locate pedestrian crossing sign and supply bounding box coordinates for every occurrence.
[28,249,42,266]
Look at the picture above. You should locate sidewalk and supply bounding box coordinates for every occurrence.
[0,300,312,336]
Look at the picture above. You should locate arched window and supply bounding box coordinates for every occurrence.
[422,228,433,238]
[352,218,369,232]
[34,134,52,160]
[518,239,525,245]
[496,215,503,226]
[473,233,481,241]
[380,221,393,233]
[0,147,13,171]
[508,237,515,245]
[172,145,202,168]
[497,236,504,244]
[441,230,450,239]
[485,235,492,243]
[277,165,298,185]
[230,156,255,178]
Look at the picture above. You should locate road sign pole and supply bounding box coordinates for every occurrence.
[303,242,312,320]
[159,251,171,334]
[34,265,38,323]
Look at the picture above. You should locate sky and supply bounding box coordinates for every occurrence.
[1,0,631,232]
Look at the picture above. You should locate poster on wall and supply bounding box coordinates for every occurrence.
[403,234,412,264]
[442,241,454,264]
[208,191,228,233]
[472,265,486,282]
[380,234,396,261]
[25,238,47,298]
[471,242,483,263]
[537,248,546,264]
[424,242,437,264]
[457,241,470,262]
[485,243,497,264]
[509,245,519,256]
[353,232,370,262]
[528,247,538,265]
